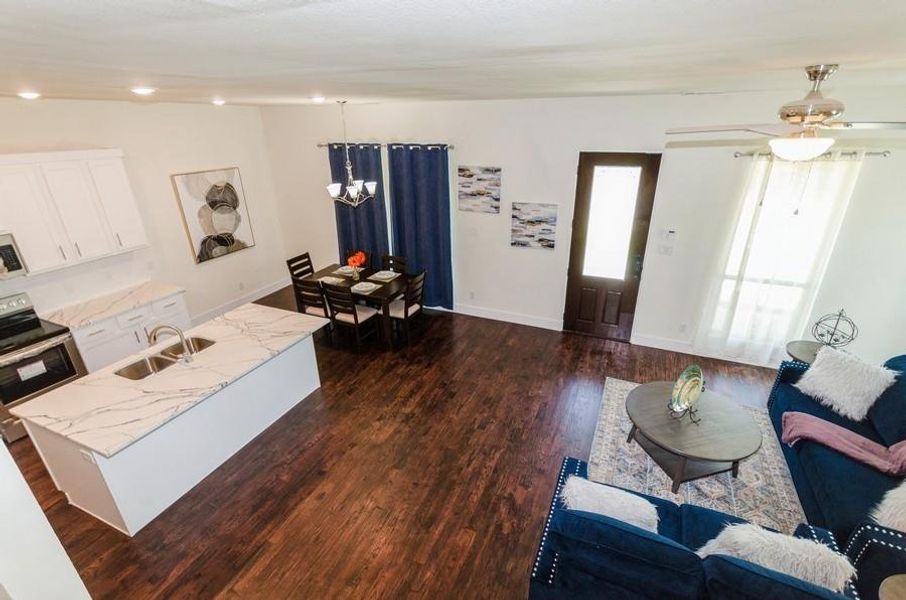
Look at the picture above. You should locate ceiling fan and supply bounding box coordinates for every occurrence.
[666,64,906,161]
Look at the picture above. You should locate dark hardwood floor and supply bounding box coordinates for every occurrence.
[9,286,774,599]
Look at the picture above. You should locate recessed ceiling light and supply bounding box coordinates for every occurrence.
[311,96,326,104]
[212,98,226,106]
[130,87,156,96]
[17,91,40,100]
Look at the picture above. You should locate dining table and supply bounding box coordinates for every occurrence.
[304,263,408,351]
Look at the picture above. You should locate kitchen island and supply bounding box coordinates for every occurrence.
[11,303,328,536]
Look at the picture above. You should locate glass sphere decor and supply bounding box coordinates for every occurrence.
[669,365,705,423]
[812,309,858,348]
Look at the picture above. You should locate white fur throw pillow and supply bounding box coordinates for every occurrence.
[698,524,855,592]
[795,346,896,421]
[560,476,659,533]
[870,479,906,532]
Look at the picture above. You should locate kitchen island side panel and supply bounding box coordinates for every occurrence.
[93,336,320,535]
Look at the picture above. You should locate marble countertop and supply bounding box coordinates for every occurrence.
[12,303,328,458]
[45,281,186,329]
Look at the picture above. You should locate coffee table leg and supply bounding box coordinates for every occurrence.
[671,457,686,494]
[626,425,637,444]
[732,461,739,478]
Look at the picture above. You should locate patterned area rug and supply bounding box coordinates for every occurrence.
[588,378,805,533]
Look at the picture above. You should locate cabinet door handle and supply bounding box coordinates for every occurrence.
[74,242,82,257]
[58,245,67,260]
[115,233,123,247]
[126,314,143,322]
[87,328,106,337]
[134,330,140,343]
[162,301,177,309]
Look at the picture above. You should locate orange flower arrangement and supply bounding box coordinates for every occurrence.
[347,251,367,269]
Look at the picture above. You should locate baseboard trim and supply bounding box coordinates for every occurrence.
[453,303,562,331]
[630,333,775,369]
[191,276,291,325]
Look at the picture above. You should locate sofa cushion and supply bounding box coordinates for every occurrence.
[797,440,900,541]
[771,383,884,443]
[868,354,906,446]
[702,555,849,600]
[560,476,659,532]
[680,503,749,550]
[794,347,896,421]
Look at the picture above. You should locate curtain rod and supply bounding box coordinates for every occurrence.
[317,142,455,150]
[733,150,891,158]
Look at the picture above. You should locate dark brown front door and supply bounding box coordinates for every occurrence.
[563,152,661,340]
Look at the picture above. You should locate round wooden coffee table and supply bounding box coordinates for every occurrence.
[626,382,763,493]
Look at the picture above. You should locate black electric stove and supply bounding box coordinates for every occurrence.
[0,292,84,443]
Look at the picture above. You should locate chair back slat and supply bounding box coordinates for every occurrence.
[381,255,407,273]
[286,252,315,279]
[322,283,359,324]
[298,279,327,315]
[406,271,427,309]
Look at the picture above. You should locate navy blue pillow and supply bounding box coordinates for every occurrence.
[867,354,906,446]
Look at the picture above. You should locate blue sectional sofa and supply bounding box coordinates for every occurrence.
[767,355,906,599]
[529,457,858,600]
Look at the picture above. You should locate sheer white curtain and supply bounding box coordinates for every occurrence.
[694,152,863,366]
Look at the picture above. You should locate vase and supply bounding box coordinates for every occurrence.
[351,268,360,281]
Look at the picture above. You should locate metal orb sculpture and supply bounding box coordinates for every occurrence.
[812,309,858,348]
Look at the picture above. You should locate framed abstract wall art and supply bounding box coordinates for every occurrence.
[458,165,501,213]
[511,202,557,249]
[171,167,256,263]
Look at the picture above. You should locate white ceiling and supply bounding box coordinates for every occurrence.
[3,0,906,105]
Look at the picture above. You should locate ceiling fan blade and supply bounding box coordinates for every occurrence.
[666,124,800,137]
[820,121,906,130]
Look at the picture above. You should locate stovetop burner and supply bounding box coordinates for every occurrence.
[0,293,70,355]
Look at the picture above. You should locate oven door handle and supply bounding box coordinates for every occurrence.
[0,333,73,368]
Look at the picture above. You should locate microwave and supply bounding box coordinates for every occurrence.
[0,233,26,279]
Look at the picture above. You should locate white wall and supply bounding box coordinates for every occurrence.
[0,98,289,322]
[810,154,906,364]
[0,443,90,600]
[260,90,906,360]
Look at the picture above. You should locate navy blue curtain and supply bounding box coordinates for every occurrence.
[328,144,389,266]
[387,144,453,308]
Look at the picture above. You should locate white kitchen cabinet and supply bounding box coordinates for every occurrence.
[72,292,191,373]
[0,149,147,275]
[87,158,148,250]
[40,161,114,261]
[0,165,70,271]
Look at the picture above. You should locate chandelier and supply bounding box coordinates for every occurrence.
[325,100,377,207]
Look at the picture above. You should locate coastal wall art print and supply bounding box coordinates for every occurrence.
[171,167,256,263]
[511,202,558,249]
[457,165,501,213]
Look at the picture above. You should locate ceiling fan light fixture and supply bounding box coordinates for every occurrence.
[769,132,835,162]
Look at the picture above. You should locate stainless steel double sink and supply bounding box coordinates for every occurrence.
[114,337,216,380]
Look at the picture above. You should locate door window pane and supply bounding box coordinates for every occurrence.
[582,166,642,279]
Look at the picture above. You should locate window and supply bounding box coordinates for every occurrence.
[582,166,642,279]
[696,154,863,365]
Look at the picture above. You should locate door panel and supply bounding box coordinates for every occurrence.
[0,165,69,272]
[41,162,113,260]
[87,158,148,250]
[564,153,661,341]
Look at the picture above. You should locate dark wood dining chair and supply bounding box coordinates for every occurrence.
[286,252,315,280]
[385,270,426,345]
[322,282,380,351]
[381,255,407,273]
[296,279,329,319]
[345,249,371,270]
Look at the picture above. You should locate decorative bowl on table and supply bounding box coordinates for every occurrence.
[670,364,705,414]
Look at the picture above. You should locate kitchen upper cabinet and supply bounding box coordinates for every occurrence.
[0,165,69,271]
[0,149,148,275]
[87,158,148,250]
[41,162,114,260]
